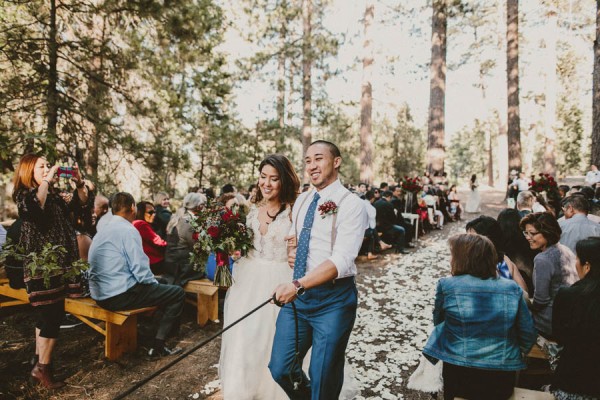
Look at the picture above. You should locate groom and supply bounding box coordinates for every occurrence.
[269,140,368,399]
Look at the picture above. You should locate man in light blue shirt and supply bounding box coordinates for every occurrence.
[559,194,600,253]
[88,192,184,357]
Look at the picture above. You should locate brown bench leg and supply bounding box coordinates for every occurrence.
[105,316,137,361]
[196,290,219,326]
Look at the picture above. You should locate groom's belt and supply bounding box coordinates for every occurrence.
[320,276,355,289]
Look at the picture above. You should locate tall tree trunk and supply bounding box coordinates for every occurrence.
[506,0,522,173]
[478,64,494,187]
[276,6,287,153]
[84,14,107,182]
[592,0,600,167]
[301,0,312,158]
[543,5,557,175]
[46,0,59,150]
[496,0,508,189]
[426,0,447,175]
[360,0,374,184]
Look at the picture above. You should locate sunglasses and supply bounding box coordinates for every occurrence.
[146,210,156,215]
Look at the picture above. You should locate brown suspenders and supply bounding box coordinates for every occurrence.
[294,189,352,253]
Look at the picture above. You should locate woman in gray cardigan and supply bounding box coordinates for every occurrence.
[520,212,579,338]
[162,193,206,286]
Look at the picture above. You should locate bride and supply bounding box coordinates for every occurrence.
[219,154,300,399]
[465,174,481,213]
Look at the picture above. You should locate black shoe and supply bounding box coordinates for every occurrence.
[147,346,183,358]
[60,314,82,329]
[406,243,416,248]
[396,248,409,254]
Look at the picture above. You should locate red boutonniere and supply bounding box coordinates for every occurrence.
[318,200,338,218]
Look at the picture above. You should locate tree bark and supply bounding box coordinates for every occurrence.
[84,14,107,182]
[276,4,287,153]
[496,0,508,189]
[592,0,600,167]
[46,0,59,148]
[543,6,557,175]
[426,0,447,175]
[360,0,374,184]
[506,0,522,173]
[301,0,312,158]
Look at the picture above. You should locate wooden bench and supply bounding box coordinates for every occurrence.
[527,344,549,360]
[456,387,555,399]
[183,279,220,326]
[0,278,156,361]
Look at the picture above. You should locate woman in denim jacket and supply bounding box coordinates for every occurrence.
[423,233,537,400]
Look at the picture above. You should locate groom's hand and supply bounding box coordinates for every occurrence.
[273,282,297,305]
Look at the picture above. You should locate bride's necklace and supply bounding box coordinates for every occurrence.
[264,203,282,222]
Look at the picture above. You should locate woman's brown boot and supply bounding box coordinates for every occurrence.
[31,362,65,389]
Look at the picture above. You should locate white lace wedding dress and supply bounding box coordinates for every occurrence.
[219,206,359,400]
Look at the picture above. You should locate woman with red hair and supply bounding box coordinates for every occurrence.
[12,154,88,389]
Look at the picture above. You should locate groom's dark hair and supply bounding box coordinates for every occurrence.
[309,140,341,158]
[255,154,300,207]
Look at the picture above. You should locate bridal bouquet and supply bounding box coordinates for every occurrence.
[188,202,253,287]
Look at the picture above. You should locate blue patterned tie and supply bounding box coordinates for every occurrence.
[293,192,320,280]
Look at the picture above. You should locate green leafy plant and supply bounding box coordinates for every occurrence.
[1,241,89,289]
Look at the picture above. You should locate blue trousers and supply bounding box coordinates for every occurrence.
[269,277,357,400]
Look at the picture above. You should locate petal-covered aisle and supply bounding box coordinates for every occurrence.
[348,221,466,399]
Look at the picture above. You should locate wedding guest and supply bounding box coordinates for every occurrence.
[497,208,537,293]
[516,191,535,218]
[12,154,88,388]
[374,191,408,254]
[558,185,570,199]
[584,165,600,187]
[391,185,414,245]
[549,237,600,399]
[357,182,368,199]
[520,213,579,338]
[221,183,236,195]
[423,233,536,400]
[92,194,109,235]
[515,172,531,193]
[152,192,172,239]
[133,201,167,274]
[466,216,528,295]
[559,195,600,254]
[447,185,462,221]
[162,193,206,286]
[0,224,6,247]
[89,192,185,357]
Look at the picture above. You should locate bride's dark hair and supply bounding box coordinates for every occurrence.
[255,154,300,211]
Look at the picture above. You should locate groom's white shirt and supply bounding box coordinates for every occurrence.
[290,179,368,279]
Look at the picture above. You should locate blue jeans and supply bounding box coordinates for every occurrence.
[269,277,357,400]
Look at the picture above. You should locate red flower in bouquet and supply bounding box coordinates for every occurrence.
[188,201,254,287]
[207,226,220,238]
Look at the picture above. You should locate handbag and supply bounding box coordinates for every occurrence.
[407,354,443,393]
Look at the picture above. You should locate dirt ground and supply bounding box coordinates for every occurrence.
[0,188,511,400]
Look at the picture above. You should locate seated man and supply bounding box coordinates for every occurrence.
[88,192,185,357]
[374,191,408,254]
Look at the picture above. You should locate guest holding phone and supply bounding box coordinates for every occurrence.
[12,154,88,389]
